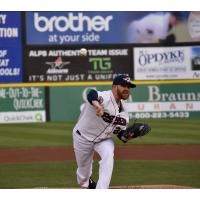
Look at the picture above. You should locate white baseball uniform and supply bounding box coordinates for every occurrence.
[73,90,129,189]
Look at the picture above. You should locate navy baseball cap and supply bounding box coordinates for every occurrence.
[113,74,136,88]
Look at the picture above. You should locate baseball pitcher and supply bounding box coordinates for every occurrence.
[72,74,151,189]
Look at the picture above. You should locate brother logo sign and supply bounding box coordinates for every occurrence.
[34,12,113,32]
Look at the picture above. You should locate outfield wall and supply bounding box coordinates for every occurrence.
[49,82,200,121]
[1,81,200,123]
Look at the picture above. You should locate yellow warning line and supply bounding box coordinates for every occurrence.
[135,79,200,84]
[0,79,200,87]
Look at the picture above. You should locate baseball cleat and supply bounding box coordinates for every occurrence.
[88,177,96,189]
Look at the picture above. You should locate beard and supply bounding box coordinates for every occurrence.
[117,87,130,100]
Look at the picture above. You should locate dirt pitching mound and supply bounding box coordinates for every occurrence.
[34,185,193,189]
[110,185,193,189]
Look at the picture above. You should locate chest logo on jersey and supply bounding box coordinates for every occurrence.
[102,112,126,126]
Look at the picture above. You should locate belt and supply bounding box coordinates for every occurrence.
[76,130,81,136]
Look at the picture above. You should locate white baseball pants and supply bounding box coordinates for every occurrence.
[73,130,114,189]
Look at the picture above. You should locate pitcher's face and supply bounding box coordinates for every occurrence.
[116,85,130,100]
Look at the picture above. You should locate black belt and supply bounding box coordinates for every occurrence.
[76,130,81,136]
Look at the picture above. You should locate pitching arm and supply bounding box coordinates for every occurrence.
[87,89,104,117]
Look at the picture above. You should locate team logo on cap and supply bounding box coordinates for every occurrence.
[123,76,131,82]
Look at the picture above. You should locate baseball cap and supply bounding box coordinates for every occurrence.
[113,74,136,88]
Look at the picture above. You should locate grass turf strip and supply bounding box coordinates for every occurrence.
[0,119,200,148]
[0,160,199,188]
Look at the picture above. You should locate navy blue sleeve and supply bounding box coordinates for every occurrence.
[87,89,98,105]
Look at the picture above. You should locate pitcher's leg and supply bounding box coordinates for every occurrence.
[73,132,94,188]
[94,138,114,189]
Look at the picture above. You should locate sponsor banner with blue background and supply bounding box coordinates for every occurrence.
[0,12,22,46]
[0,47,22,83]
[0,12,23,83]
[26,11,194,45]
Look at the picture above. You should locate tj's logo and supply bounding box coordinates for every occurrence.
[89,57,111,71]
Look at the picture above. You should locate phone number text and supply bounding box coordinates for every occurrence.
[129,112,190,119]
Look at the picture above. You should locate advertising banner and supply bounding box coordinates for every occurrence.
[49,83,200,121]
[25,11,198,45]
[24,46,132,82]
[127,83,200,119]
[0,12,22,46]
[0,87,46,123]
[0,47,22,83]
[134,46,200,80]
[0,12,23,83]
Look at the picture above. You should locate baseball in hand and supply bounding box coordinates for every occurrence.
[79,48,87,56]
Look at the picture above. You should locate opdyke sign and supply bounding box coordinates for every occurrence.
[134,46,200,80]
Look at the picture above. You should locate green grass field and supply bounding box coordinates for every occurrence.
[0,119,200,188]
[0,160,200,188]
[0,118,200,148]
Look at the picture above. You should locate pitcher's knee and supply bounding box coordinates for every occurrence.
[100,150,114,164]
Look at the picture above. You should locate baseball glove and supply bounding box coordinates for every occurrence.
[117,121,151,143]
